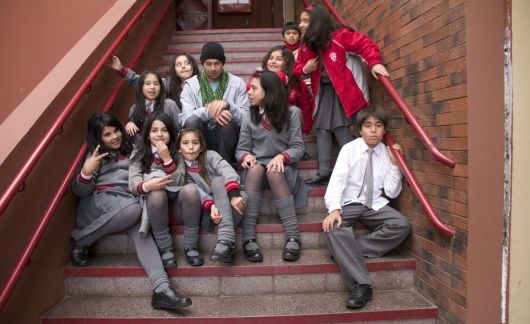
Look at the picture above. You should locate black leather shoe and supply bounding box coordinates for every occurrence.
[151,286,192,310]
[159,246,177,268]
[243,239,263,262]
[282,237,301,261]
[185,248,204,266]
[210,240,236,263]
[70,239,90,267]
[305,172,330,185]
[346,284,373,309]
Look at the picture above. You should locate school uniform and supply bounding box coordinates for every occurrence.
[288,79,315,135]
[128,99,181,146]
[324,138,411,288]
[185,150,242,243]
[294,27,382,120]
[236,106,309,209]
[120,68,173,103]
[72,151,171,291]
[71,152,137,241]
[128,150,186,196]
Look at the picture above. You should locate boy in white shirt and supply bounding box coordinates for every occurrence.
[322,107,411,309]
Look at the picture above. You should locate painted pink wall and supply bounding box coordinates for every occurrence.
[0,0,116,124]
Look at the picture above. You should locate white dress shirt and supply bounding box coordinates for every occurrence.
[324,137,403,213]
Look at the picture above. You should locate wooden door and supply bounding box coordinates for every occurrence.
[213,0,283,29]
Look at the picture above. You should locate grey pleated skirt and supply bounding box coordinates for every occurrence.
[314,70,355,131]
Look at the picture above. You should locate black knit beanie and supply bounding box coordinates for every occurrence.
[200,41,226,64]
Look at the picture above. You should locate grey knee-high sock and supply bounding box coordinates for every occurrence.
[273,196,300,243]
[242,191,261,249]
[183,226,200,252]
[316,128,333,175]
[125,223,169,292]
[334,126,353,147]
[211,178,236,245]
[149,272,171,293]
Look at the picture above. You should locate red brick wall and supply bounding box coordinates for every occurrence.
[335,1,467,323]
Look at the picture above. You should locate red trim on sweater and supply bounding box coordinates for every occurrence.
[78,174,93,184]
[281,152,291,163]
[202,199,214,211]
[224,180,240,192]
[240,152,250,163]
[261,119,272,131]
[137,181,147,195]
[163,160,177,174]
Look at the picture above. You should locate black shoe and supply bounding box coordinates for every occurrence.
[243,239,263,262]
[185,248,204,266]
[210,240,236,263]
[346,284,373,309]
[70,239,90,267]
[305,172,330,185]
[282,237,301,261]
[159,246,177,268]
[300,152,311,161]
[151,286,192,310]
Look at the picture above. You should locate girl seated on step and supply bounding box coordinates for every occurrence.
[261,45,314,136]
[177,128,246,264]
[71,112,191,310]
[129,112,206,267]
[109,53,199,110]
[125,70,181,143]
[236,70,309,262]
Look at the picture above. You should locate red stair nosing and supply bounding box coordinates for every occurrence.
[165,46,278,55]
[64,259,415,278]
[172,28,281,36]
[159,56,264,66]
[171,34,281,43]
[43,307,437,324]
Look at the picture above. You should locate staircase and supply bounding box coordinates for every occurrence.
[42,29,437,323]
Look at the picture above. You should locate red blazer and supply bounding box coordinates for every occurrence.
[288,79,314,135]
[294,28,382,118]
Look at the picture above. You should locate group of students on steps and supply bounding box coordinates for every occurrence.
[69,4,411,312]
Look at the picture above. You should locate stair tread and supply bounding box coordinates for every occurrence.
[42,290,436,322]
[64,249,414,277]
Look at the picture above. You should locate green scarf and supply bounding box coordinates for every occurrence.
[199,70,229,105]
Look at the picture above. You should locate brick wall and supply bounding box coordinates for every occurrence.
[335,0,467,323]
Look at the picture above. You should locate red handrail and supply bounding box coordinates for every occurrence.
[304,0,455,236]
[379,76,456,167]
[385,134,455,236]
[0,0,173,311]
[0,1,154,218]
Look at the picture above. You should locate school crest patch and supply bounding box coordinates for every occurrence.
[329,52,337,62]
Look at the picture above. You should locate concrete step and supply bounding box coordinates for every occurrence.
[91,210,349,255]
[168,39,282,51]
[171,27,282,37]
[64,249,415,297]
[42,290,437,323]
[170,32,281,44]
[163,46,275,61]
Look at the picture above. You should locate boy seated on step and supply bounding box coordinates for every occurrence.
[281,22,301,54]
[322,107,411,309]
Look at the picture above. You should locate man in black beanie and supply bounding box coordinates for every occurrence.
[180,41,249,163]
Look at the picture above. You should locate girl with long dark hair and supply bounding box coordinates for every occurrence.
[71,112,191,310]
[177,128,245,264]
[125,70,181,141]
[236,70,308,262]
[129,113,205,267]
[294,5,389,185]
[109,53,199,109]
